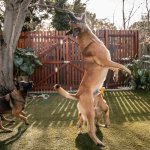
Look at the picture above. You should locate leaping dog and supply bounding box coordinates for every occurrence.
[54,11,131,146]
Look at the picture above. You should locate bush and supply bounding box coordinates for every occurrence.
[126,57,150,91]
[14,48,42,76]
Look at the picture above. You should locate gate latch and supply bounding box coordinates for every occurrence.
[63,60,70,64]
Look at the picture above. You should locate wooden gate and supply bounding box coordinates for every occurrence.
[18,30,138,91]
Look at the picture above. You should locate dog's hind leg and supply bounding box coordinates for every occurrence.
[0,116,13,132]
[79,94,105,146]
[1,115,15,123]
[87,109,105,146]
[104,107,110,128]
[12,109,29,125]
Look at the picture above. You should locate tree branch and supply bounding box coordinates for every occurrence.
[146,0,149,13]
[126,2,135,28]
[122,0,126,29]
[29,3,69,13]
[125,2,143,28]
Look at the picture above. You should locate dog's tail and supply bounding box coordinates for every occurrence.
[54,84,78,100]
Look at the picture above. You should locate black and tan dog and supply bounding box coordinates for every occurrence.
[0,80,32,132]
[54,11,131,146]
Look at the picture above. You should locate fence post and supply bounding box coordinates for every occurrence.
[105,30,109,48]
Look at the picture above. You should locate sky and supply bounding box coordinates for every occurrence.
[69,0,149,29]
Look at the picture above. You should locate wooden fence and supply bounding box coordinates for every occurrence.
[17,30,139,91]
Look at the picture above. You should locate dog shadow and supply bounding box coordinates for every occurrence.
[75,126,104,150]
[0,125,28,150]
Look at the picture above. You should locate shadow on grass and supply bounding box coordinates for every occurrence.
[75,126,104,150]
[24,91,150,129]
[0,91,149,149]
[0,125,28,150]
[26,94,78,129]
[105,91,150,124]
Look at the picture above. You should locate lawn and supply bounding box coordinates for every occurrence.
[0,91,150,150]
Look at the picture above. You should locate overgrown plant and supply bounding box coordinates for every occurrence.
[14,48,42,77]
[125,55,150,91]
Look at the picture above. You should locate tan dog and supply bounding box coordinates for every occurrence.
[94,87,110,128]
[77,87,110,135]
[54,12,131,146]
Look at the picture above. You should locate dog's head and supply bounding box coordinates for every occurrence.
[14,80,33,93]
[66,11,87,37]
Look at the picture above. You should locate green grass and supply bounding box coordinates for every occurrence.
[0,91,150,150]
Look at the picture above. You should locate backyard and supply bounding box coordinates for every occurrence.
[0,0,150,150]
[0,90,150,150]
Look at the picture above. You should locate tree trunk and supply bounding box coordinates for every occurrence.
[0,0,32,92]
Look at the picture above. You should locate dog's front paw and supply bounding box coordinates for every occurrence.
[126,68,131,75]
[105,124,110,128]
[25,122,29,125]
[7,129,13,132]
[77,130,83,135]
[96,142,105,147]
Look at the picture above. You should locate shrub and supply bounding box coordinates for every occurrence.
[125,56,150,91]
[14,48,42,76]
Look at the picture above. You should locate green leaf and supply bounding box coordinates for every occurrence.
[34,59,42,66]
[14,47,42,76]
[14,57,23,67]
[137,69,143,76]
[20,63,29,73]
[140,76,146,84]
[27,64,35,75]
[25,52,38,58]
